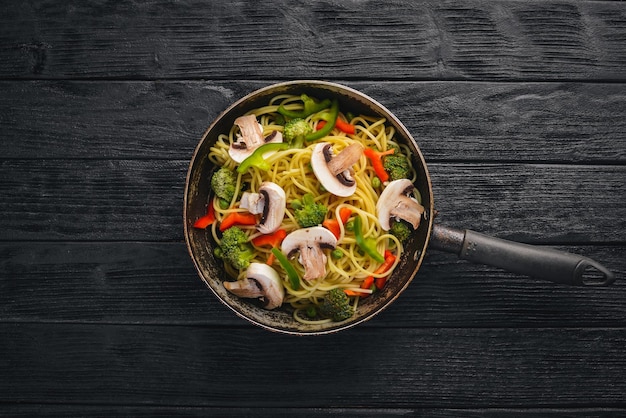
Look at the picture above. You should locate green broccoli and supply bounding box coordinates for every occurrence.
[294,193,327,228]
[283,118,313,148]
[383,148,411,181]
[319,288,354,321]
[390,220,412,243]
[211,167,238,203]
[218,226,254,270]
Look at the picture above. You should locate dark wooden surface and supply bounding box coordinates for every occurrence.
[1,0,625,416]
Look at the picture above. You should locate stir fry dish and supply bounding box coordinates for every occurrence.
[193,93,425,324]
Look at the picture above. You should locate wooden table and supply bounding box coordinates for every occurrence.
[2,1,625,416]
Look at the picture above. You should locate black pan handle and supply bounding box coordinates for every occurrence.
[430,225,615,286]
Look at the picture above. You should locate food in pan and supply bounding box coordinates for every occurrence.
[193,93,425,324]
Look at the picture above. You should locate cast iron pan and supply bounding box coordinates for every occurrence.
[184,80,615,335]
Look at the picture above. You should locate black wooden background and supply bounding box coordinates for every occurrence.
[1,1,625,416]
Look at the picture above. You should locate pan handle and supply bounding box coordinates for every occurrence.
[430,225,615,286]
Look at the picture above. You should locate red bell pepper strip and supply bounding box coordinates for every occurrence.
[360,275,375,291]
[339,207,352,224]
[219,212,257,231]
[356,250,396,297]
[316,117,356,135]
[322,208,352,240]
[344,289,366,297]
[251,229,287,247]
[374,250,397,290]
[364,147,395,183]
[322,219,341,240]
[252,229,287,265]
[347,250,396,298]
[193,201,216,229]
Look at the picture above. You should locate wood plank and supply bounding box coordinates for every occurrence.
[2,405,624,417]
[0,160,623,242]
[1,324,625,407]
[429,163,626,244]
[1,1,625,80]
[1,242,623,327]
[1,81,625,162]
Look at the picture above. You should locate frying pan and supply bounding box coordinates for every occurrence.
[184,80,615,335]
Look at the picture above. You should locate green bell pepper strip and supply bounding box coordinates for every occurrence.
[271,247,300,290]
[278,94,332,119]
[353,215,385,263]
[237,142,288,174]
[304,99,339,142]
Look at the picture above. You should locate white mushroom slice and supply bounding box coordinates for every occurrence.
[239,192,264,214]
[228,115,283,163]
[239,182,286,234]
[223,263,284,309]
[281,226,338,281]
[311,142,363,197]
[376,179,425,231]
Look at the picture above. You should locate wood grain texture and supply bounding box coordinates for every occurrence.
[1,0,625,413]
[0,242,623,327]
[1,81,625,162]
[1,0,626,81]
[2,405,625,417]
[1,324,625,408]
[0,160,623,242]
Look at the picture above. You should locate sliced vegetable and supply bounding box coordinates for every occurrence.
[373,250,397,290]
[305,99,339,142]
[356,250,396,297]
[344,289,363,297]
[322,219,341,240]
[252,229,287,247]
[278,94,332,119]
[339,207,352,224]
[360,275,375,291]
[237,142,288,174]
[316,117,355,135]
[193,201,216,229]
[252,229,287,265]
[364,147,395,183]
[353,215,384,263]
[344,288,373,297]
[271,247,300,290]
[322,207,352,240]
[219,212,257,231]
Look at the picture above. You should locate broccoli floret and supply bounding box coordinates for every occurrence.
[383,149,411,181]
[211,167,238,203]
[283,118,313,148]
[294,193,326,228]
[219,226,254,270]
[319,288,354,321]
[390,220,412,243]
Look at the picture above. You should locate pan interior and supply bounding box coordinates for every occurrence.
[183,81,433,335]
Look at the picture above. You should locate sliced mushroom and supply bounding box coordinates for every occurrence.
[281,226,338,281]
[376,179,425,231]
[239,182,286,234]
[228,114,283,163]
[223,263,284,309]
[311,142,363,197]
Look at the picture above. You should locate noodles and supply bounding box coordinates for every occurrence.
[205,94,417,323]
